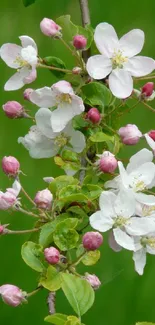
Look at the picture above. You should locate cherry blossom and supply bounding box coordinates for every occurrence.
[0,180,21,210]
[30,81,85,132]
[133,233,155,275]
[0,36,38,91]
[18,107,86,158]
[86,23,155,98]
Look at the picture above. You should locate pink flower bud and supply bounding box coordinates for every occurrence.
[148,130,155,141]
[141,82,154,97]
[73,35,87,50]
[0,285,25,307]
[87,108,101,124]
[3,101,24,119]
[23,88,33,101]
[0,225,4,234]
[2,156,20,177]
[82,231,103,250]
[72,67,82,75]
[84,273,101,290]
[40,18,62,37]
[0,191,17,210]
[118,124,142,145]
[34,189,53,209]
[98,151,118,173]
[44,246,60,264]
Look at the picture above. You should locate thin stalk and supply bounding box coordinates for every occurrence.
[71,251,86,267]
[15,206,39,218]
[136,75,155,81]
[27,287,42,298]
[21,186,36,207]
[38,63,72,74]
[142,101,155,113]
[7,228,40,235]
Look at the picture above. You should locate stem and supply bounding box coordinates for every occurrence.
[21,185,36,207]
[79,157,87,184]
[79,0,90,27]
[71,251,86,267]
[136,75,155,81]
[142,101,155,113]
[27,287,42,298]
[38,63,72,74]
[15,206,39,218]
[7,228,40,235]
[47,292,56,315]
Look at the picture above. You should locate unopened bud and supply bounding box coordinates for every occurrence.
[34,189,53,210]
[148,130,155,141]
[84,273,101,290]
[0,225,4,234]
[44,246,60,264]
[0,191,17,210]
[0,285,26,307]
[82,231,103,250]
[98,151,118,173]
[142,82,154,97]
[73,35,87,50]
[118,124,142,145]
[23,88,33,101]
[2,156,20,177]
[87,107,101,124]
[3,101,24,119]
[72,67,82,75]
[40,18,62,38]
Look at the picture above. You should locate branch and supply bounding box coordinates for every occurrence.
[47,292,56,315]
[79,0,90,27]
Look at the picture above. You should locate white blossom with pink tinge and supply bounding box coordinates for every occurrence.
[30,80,85,132]
[86,22,155,98]
[0,36,38,91]
[0,180,21,210]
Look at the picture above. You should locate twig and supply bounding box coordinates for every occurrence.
[21,185,36,207]
[7,228,40,235]
[15,206,39,218]
[38,63,72,74]
[47,292,56,315]
[79,0,91,27]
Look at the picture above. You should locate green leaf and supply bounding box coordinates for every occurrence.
[23,0,36,7]
[21,241,44,272]
[53,218,79,251]
[61,273,95,317]
[45,313,68,325]
[56,15,78,44]
[83,174,99,185]
[65,316,81,325]
[136,323,155,325]
[61,150,80,163]
[90,132,114,143]
[39,214,69,248]
[43,56,66,79]
[73,115,89,130]
[49,176,79,195]
[82,184,102,200]
[81,82,112,108]
[40,266,62,291]
[58,185,88,208]
[82,250,101,266]
[67,206,87,219]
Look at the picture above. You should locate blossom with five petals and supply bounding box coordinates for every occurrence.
[18,107,86,159]
[86,23,155,98]
[90,190,155,251]
[133,233,155,275]
[0,36,38,91]
[30,80,85,132]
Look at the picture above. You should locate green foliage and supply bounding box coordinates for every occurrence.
[43,56,66,78]
[89,132,114,143]
[23,0,36,7]
[81,82,112,109]
[136,323,155,325]
[82,250,101,266]
[21,241,44,272]
[61,273,95,317]
[45,313,68,325]
[49,176,79,196]
[39,266,62,291]
[53,218,79,251]
[81,184,102,200]
[73,115,89,130]
[61,150,80,163]
[39,214,69,248]
[65,315,81,325]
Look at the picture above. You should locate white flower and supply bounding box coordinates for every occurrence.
[90,189,155,251]
[30,80,85,132]
[145,133,155,154]
[0,180,21,210]
[86,23,155,98]
[0,36,38,91]
[105,148,155,205]
[18,107,86,158]
[133,233,155,275]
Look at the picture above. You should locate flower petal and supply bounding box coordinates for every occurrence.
[89,211,113,232]
[119,29,144,58]
[0,43,22,68]
[146,245,155,255]
[99,191,116,216]
[126,217,155,236]
[113,228,135,251]
[30,87,56,107]
[52,80,74,95]
[35,108,57,139]
[145,134,155,152]
[108,231,122,252]
[135,193,155,205]
[126,148,153,174]
[118,161,130,189]
[21,46,38,66]
[4,67,30,91]
[109,68,133,99]
[18,125,58,158]
[124,56,155,77]
[104,176,120,190]
[12,180,21,197]
[133,249,146,275]
[19,35,38,52]
[24,68,37,84]
[114,189,136,218]
[86,55,112,79]
[129,162,155,190]
[69,129,86,153]
[94,22,119,57]
[51,95,85,132]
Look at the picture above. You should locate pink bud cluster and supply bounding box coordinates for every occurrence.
[2,156,20,177]
[40,18,62,38]
[3,101,24,119]
[118,124,142,145]
[97,151,118,173]
[44,246,60,264]
[73,35,87,50]
[87,107,101,124]
[34,189,53,209]
[82,231,103,250]
[0,285,25,307]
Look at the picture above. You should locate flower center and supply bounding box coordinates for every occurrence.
[131,179,146,192]
[142,205,155,217]
[111,50,128,69]
[114,216,128,227]
[141,236,155,248]
[54,134,69,147]
[56,93,72,104]
[14,56,30,69]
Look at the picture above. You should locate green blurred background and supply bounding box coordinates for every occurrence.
[1,0,155,324]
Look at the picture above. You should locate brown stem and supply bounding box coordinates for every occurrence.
[47,292,56,315]
[7,228,40,235]
[15,206,39,218]
[142,101,155,113]
[21,186,36,207]
[79,0,90,27]
[38,63,72,74]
